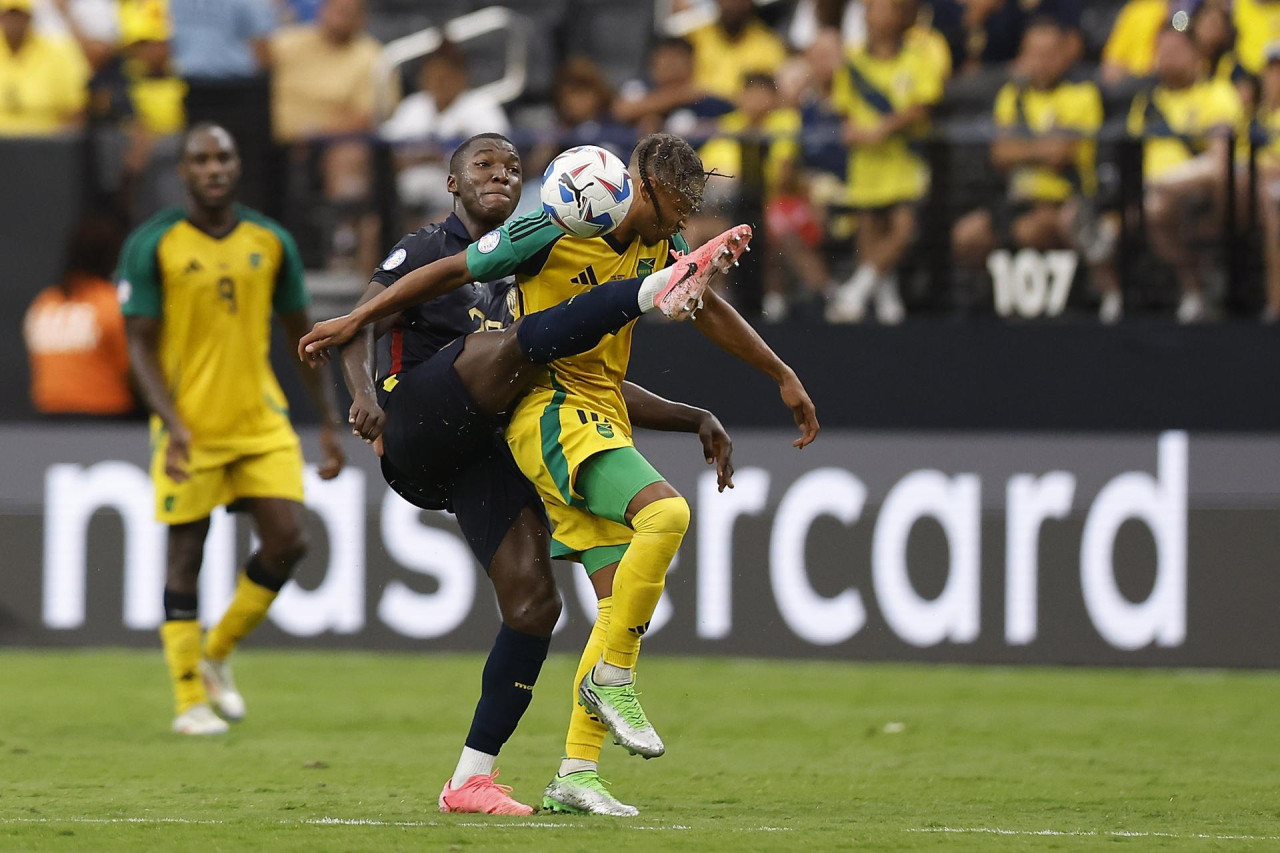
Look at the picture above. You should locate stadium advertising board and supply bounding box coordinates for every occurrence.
[4,426,1279,667]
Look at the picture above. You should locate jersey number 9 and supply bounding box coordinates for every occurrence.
[218,276,238,314]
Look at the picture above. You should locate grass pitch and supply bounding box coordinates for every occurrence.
[2,651,1279,851]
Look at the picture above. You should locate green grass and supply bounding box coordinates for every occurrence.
[2,651,1279,851]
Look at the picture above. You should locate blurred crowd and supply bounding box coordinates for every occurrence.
[10,0,1280,403]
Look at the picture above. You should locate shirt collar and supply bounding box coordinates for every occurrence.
[442,212,476,243]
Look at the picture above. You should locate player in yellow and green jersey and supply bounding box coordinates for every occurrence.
[120,123,345,735]
[300,132,820,816]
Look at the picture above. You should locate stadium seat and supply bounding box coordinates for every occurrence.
[494,0,571,99]
[564,0,655,87]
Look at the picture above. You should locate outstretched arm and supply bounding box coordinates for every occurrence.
[298,252,473,361]
[623,381,734,491]
[279,309,346,480]
[691,288,820,448]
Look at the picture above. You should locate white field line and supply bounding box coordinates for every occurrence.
[910,827,1280,842]
[0,816,789,832]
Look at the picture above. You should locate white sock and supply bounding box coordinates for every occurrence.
[450,746,496,789]
[592,659,633,686]
[636,267,674,313]
[558,757,598,777]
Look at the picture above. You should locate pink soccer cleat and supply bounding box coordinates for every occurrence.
[657,224,753,320]
[438,771,535,816]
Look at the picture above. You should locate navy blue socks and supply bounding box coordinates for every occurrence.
[464,624,552,755]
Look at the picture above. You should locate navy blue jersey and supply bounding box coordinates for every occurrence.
[370,213,515,381]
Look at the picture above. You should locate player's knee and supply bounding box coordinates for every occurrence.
[263,528,308,571]
[634,495,691,538]
[508,582,561,635]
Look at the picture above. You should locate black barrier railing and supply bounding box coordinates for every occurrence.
[266,125,1269,322]
[5,125,1273,323]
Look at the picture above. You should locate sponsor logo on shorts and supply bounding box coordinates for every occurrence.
[477,231,501,254]
[381,248,407,270]
[164,495,176,512]
[117,280,131,304]
[596,423,615,438]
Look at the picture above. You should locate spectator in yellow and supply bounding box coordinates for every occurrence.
[902,0,951,83]
[688,0,788,101]
[952,19,1121,322]
[1251,43,1280,320]
[120,0,186,137]
[694,72,815,310]
[1129,24,1242,322]
[1101,0,1171,84]
[0,0,89,135]
[1192,2,1244,87]
[826,0,942,324]
[1234,0,1280,76]
[271,0,381,270]
[699,73,801,198]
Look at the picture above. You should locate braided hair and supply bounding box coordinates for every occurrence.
[631,133,708,222]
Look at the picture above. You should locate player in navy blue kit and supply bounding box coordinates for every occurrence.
[325,133,738,815]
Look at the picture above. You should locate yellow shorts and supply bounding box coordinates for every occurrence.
[846,146,928,209]
[506,388,635,560]
[151,440,305,525]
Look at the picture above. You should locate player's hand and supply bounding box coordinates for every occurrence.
[697,411,735,492]
[349,394,386,443]
[298,314,361,364]
[780,371,819,449]
[317,425,346,480]
[165,423,192,483]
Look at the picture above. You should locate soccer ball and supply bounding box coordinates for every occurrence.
[541,145,633,238]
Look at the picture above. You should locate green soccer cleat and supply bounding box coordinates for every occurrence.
[578,670,665,758]
[541,771,639,817]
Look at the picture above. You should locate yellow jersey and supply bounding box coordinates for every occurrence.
[906,24,952,83]
[465,210,687,435]
[832,43,943,207]
[0,33,89,136]
[1127,80,1243,179]
[994,79,1103,202]
[1235,0,1280,75]
[128,72,187,136]
[118,206,310,464]
[1101,0,1168,79]
[688,19,788,100]
[698,107,801,193]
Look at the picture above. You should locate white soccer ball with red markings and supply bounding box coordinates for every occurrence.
[540,145,634,238]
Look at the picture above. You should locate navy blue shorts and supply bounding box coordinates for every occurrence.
[380,336,548,571]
